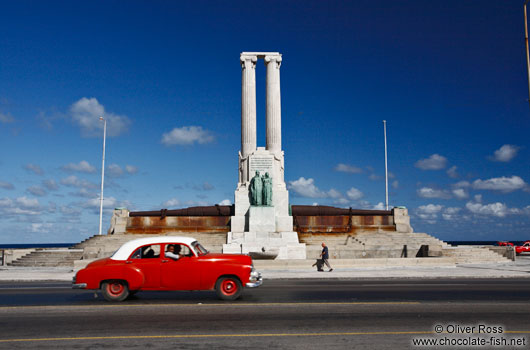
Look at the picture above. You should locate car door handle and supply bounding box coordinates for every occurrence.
[162,260,169,263]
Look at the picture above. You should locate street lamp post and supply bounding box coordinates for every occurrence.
[523,0,530,108]
[98,117,107,235]
[383,120,389,211]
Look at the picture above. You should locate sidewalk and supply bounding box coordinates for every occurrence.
[1,257,529,281]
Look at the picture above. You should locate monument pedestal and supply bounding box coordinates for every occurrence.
[224,205,306,259]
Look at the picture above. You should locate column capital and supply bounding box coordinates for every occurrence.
[264,55,282,66]
[240,54,258,69]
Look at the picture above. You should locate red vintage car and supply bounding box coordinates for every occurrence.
[516,241,530,255]
[72,236,262,301]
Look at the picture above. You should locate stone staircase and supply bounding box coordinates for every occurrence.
[302,231,510,263]
[7,231,512,267]
[8,248,83,267]
[76,232,227,259]
[302,231,445,259]
[442,246,510,264]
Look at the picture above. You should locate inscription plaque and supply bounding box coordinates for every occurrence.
[250,155,273,175]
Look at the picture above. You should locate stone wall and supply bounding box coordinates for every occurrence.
[108,207,413,237]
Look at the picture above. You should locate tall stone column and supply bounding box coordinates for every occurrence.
[240,54,257,160]
[265,54,282,155]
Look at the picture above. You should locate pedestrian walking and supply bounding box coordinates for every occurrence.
[320,242,333,272]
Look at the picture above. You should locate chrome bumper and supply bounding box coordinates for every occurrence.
[72,275,87,289]
[246,271,263,288]
[72,283,87,289]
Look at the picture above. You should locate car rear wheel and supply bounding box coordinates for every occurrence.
[215,276,242,301]
[101,280,129,302]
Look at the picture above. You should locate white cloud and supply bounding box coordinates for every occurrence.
[162,198,181,207]
[490,144,519,162]
[327,189,343,199]
[16,196,40,209]
[333,198,350,205]
[416,204,443,223]
[0,112,14,123]
[452,181,470,188]
[346,187,363,200]
[414,154,447,170]
[82,196,118,209]
[0,198,13,207]
[61,160,96,173]
[417,187,451,199]
[60,175,98,189]
[442,207,461,220]
[287,179,349,201]
[43,179,59,191]
[218,199,231,205]
[0,196,43,217]
[373,202,386,210]
[69,188,98,198]
[70,97,131,137]
[447,166,458,178]
[334,163,363,174]
[4,207,41,216]
[161,126,215,146]
[125,165,138,174]
[27,186,46,197]
[60,206,82,215]
[465,201,517,218]
[107,164,124,178]
[472,176,526,193]
[23,163,44,175]
[0,181,14,190]
[288,177,327,198]
[451,188,468,199]
[31,223,53,233]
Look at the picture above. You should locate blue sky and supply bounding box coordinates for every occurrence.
[0,0,528,243]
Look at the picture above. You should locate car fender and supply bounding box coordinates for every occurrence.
[201,262,251,290]
[122,265,145,290]
[77,264,145,290]
[99,265,145,290]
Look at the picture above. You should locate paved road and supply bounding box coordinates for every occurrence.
[0,279,529,349]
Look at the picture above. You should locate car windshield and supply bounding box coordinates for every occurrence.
[192,241,209,256]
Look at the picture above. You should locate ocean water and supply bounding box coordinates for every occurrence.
[446,241,526,246]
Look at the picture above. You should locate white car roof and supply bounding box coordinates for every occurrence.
[110,236,197,261]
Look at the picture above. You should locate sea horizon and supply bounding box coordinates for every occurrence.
[0,240,527,249]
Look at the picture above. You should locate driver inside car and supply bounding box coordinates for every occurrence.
[165,244,181,260]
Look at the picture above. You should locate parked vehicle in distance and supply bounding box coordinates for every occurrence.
[497,241,514,246]
[515,241,530,255]
[72,236,262,301]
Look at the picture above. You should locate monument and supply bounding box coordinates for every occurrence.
[223,52,306,259]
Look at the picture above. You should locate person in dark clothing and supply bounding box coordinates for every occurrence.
[320,242,333,272]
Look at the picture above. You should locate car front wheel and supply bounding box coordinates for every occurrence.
[215,276,242,301]
[101,280,130,302]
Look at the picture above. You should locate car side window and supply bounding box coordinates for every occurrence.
[130,244,161,259]
[178,244,192,257]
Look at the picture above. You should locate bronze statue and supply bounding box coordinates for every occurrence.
[263,172,272,206]
[250,171,263,205]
